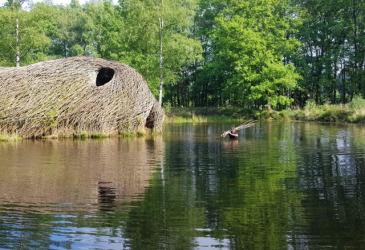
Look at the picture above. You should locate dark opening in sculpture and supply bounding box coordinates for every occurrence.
[96,67,115,86]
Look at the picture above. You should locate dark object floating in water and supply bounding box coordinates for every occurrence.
[228,132,239,139]
[0,56,164,138]
[221,120,256,139]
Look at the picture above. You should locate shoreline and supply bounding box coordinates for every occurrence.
[165,104,365,125]
[0,129,155,142]
[2,103,365,142]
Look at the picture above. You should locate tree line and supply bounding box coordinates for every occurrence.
[0,0,364,109]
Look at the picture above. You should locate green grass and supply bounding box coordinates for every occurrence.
[119,130,146,138]
[0,133,21,142]
[72,132,110,139]
[165,114,247,124]
[165,107,254,124]
[166,99,365,125]
[0,127,157,141]
[280,97,365,123]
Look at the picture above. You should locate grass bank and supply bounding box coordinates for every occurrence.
[0,128,153,141]
[45,129,150,139]
[164,107,254,124]
[165,97,365,124]
[279,97,365,123]
[0,133,21,142]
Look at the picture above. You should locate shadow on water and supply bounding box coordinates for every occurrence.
[98,181,117,211]
[1,122,365,249]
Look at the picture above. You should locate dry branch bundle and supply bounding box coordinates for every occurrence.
[221,120,256,138]
[0,57,164,138]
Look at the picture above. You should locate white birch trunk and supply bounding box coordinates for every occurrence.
[16,17,20,68]
[158,0,164,105]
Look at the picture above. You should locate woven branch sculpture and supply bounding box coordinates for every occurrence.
[0,57,164,138]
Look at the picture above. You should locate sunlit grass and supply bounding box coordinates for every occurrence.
[0,127,159,141]
[0,133,21,142]
[165,114,247,124]
[164,107,253,124]
[281,97,365,123]
[73,132,110,139]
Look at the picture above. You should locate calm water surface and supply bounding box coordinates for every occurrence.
[1,122,365,249]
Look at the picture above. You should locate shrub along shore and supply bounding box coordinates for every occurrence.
[166,97,365,124]
[279,96,365,123]
[164,107,253,124]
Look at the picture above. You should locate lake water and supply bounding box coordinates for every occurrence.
[1,122,365,249]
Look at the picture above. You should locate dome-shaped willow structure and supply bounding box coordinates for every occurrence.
[0,57,164,138]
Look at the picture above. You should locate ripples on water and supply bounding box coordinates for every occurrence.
[1,122,365,249]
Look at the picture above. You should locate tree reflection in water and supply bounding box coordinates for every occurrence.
[1,123,365,249]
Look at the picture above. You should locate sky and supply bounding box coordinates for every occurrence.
[0,0,94,7]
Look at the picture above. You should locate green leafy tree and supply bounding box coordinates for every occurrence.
[84,0,124,60]
[118,0,203,97]
[0,1,51,66]
[207,0,301,109]
[295,0,365,104]
[49,3,96,57]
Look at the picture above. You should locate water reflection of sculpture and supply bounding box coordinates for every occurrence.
[0,137,164,210]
